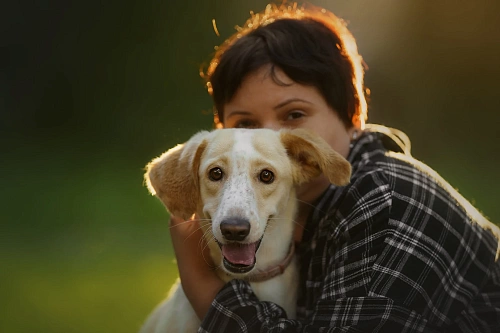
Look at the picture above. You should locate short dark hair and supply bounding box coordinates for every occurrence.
[205,3,368,128]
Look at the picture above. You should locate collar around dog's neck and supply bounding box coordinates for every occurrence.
[244,242,296,283]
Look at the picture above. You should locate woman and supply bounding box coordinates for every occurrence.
[170,3,500,332]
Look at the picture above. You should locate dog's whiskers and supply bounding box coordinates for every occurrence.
[182,224,206,244]
[296,199,327,215]
[199,228,213,249]
[169,218,212,229]
[267,217,309,232]
[169,219,197,229]
[201,235,214,253]
[201,235,221,269]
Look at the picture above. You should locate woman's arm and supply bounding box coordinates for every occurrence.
[169,215,225,320]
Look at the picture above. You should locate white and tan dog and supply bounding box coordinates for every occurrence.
[141,128,351,333]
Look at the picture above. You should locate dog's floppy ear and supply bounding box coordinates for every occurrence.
[280,128,351,186]
[144,131,210,220]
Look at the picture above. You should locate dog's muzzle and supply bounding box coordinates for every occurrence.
[218,217,262,274]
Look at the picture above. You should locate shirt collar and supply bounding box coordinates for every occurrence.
[348,124,412,169]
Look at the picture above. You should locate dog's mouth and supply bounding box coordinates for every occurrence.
[218,239,262,274]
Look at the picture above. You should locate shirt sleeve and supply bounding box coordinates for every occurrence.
[198,169,500,332]
[199,280,444,333]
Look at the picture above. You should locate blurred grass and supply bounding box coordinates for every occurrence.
[1,146,179,333]
[0,248,176,333]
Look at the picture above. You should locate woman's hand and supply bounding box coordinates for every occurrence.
[169,214,225,320]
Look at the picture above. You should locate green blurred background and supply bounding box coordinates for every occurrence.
[2,1,499,332]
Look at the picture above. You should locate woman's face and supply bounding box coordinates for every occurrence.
[222,66,357,202]
[222,65,355,158]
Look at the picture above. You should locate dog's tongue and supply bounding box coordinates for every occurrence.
[222,242,257,266]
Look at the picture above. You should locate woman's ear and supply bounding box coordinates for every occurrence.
[144,131,210,220]
[280,128,351,186]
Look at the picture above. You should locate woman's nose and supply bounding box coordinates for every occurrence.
[261,120,282,131]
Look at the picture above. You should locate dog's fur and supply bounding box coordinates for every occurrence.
[140,128,351,333]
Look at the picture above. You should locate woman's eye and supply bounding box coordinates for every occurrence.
[286,111,305,120]
[234,119,258,128]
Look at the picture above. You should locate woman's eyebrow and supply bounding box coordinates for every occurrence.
[273,98,312,110]
[225,110,252,119]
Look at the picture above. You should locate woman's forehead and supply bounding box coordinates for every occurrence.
[223,68,322,116]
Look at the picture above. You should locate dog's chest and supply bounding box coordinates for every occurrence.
[249,259,299,319]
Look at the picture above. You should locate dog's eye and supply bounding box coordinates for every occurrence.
[259,170,274,184]
[208,167,223,181]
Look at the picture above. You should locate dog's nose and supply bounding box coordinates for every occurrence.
[220,217,250,241]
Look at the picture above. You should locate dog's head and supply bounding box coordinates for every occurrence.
[145,128,351,276]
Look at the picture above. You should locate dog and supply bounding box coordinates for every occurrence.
[140,128,351,333]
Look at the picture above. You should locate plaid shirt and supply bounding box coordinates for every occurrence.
[199,126,500,333]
